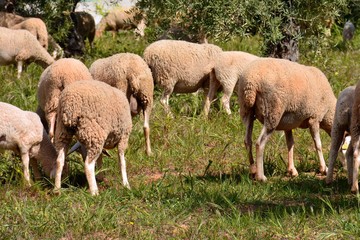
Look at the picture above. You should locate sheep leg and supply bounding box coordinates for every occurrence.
[308,124,327,174]
[96,153,104,182]
[326,128,346,184]
[54,147,66,193]
[118,145,130,189]
[47,112,56,142]
[346,143,354,185]
[243,113,256,176]
[285,130,298,177]
[16,61,23,79]
[84,150,102,196]
[351,139,360,193]
[160,91,172,116]
[221,79,237,115]
[30,158,42,181]
[255,126,274,182]
[143,108,152,156]
[20,151,31,186]
[203,70,220,117]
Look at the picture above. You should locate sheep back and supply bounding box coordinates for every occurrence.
[239,58,336,131]
[37,58,93,115]
[56,80,132,149]
[143,39,222,93]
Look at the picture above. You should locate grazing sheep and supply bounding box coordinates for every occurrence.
[326,86,355,184]
[343,21,355,42]
[89,53,154,156]
[95,7,146,37]
[0,27,54,78]
[0,102,57,186]
[70,11,96,48]
[53,80,133,196]
[203,51,259,116]
[37,58,93,141]
[143,39,222,114]
[238,58,336,181]
[10,17,49,49]
[0,11,23,27]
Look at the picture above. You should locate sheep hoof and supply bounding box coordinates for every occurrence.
[320,166,328,175]
[325,176,333,185]
[351,186,359,194]
[287,168,298,178]
[255,174,267,182]
[53,188,61,196]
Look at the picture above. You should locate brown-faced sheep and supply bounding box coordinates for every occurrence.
[326,86,355,184]
[203,51,259,116]
[238,58,336,181]
[53,80,133,196]
[143,39,222,114]
[89,53,154,156]
[37,58,93,141]
[0,102,57,186]
[0,27,54,78]
[95,7,146,37]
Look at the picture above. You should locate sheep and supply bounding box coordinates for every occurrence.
[326,86,355,184]
[0,11,23,27]
[95,7,146,37]
[70,11,96,48]
[53,80,133,196]
[143,39,222,114]
[37,58,93,141]
[10,17,49,49]
[0,27,54,78]
[343,21,355,42]
[89,53,154,156]
[238,57,336,181]
[0,102,57,186]
[203,51,259,116]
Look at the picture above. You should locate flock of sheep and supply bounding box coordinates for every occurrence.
[0,8,359,196]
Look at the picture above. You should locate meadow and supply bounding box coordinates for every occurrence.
[1,28,360,239]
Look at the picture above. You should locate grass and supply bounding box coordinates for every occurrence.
[1,30,360,239]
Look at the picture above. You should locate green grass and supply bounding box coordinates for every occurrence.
[1,30,360,239]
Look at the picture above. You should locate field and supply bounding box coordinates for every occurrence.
[1,30,360,239]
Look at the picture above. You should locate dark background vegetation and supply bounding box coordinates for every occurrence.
[1,0,360,239]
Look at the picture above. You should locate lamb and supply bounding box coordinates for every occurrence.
[326,86,355,184]
[203,51,259,116]
[0,102,57,186]
[95,7,146,37]
[143,39,222,114]
[238,57,336,181]
[0,27,54,78]
[89,53,154,156]
[53,80,133,196]
[10,17,49,49]
[37,58,93,141]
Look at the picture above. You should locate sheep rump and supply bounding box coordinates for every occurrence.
[54,80,133,196]
[238,57,336,181]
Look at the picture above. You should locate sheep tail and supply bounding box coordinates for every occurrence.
[243,82,257,108]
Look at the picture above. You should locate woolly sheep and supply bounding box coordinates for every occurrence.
[10,17,49,49]
[89,53,154,156]
[37,58,93,141]
[143,39,222,114]
[0,27,54,78]
[95,7,146,37]
[53,80,133,196]
[238,58,336,181]
[203,51,259,116]
[0,102,57,186]
[326,86,355,184]
[343,21,355,42]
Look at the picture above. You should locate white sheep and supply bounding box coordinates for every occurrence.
[143,39,222,114]
[238,58,336,181]
[0,102,57,186]
[53,80,133,196]
[95,7,146,37]
[89,53,154,156]
[10,17,49,49]
[37,58,93,141]
[0,26,54,78]
[326,86,355,184]
[203,51,259,116]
